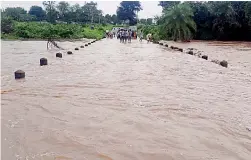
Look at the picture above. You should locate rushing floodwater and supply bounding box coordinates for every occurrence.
[1,39,251,160]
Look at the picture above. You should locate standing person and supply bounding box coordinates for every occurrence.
[128,30,132,43]
[139,31,143,42]
[122,30,125,43]
[117,30,120,39]
[131,31,134,39]
[146,33,152,43]
[120,29,123,43]
[106,30,109,38]
[125,30,128,43]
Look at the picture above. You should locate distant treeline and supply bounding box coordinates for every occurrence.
[2,1,251,41]
[1,1,120,25]
[1,1,116,39]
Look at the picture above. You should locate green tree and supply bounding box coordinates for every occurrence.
[160,3,196,41]
[245,2,251,26]
[83,1,98,23]
[139,18,147,24]
[111,14,118,24]
[146,18,153,25]
[105,14,118,24]
[56,1,70,22]
[208,1,239,40]
[185,1,213,40]
[116,1,142,25]
[158,1,180,11]
[2,7,27,21]
[43,1,58,23]
[70,4,84,23]
[28,6,46,21]
[1,17,14,34]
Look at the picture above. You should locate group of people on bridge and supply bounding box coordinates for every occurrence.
[117,29,137,43]
[105,29,152,43]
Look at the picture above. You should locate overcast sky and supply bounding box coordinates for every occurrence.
[1,1,163,19]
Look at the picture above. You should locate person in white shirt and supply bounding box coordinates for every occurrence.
[146,33,152,43]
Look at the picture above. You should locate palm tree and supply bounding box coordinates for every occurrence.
[160,3,196,41]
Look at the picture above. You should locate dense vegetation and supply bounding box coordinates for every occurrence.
[1,1,120,24]
[139,1,251,41]
[1,21,113,40]
[1,1,251,41]
[1,1,144,39]
[1,1,117,39]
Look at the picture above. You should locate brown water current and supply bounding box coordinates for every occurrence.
[1,39,251,160]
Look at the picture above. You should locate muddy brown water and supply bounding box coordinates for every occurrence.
[1,39,251,160]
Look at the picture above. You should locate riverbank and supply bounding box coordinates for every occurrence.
[1,21,113,40]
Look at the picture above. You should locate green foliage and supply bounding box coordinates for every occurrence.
[1,1,119,26]
[105,14,118,24]
[1,7,35,22]
[57,1,70,22]
[43,1,58,23]
[29,6,46,21]
[2,21,113,39]
[2,1,251,41]
[82,28,103,39]
[139,19,147,24]
[245,2,251,26]
[160,3,196,41]
[156,1,251,41]
[1,17,14,34]
[208,1,240,40]
[138,24,166,41]
[2,7,27,21]
[117,1,142,25]
[139,18,153,25]
[1,33,19,39]
[158,1,180,12]
[146,18,153,25]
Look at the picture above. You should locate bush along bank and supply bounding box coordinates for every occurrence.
[1,20,113,40]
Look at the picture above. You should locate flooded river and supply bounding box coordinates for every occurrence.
[1,39,251,160]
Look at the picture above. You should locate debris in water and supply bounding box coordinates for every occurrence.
[47,38,63,50]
